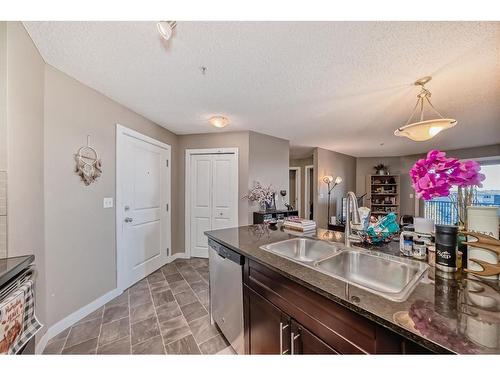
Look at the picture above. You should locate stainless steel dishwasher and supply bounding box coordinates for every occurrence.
[208,239,244,354]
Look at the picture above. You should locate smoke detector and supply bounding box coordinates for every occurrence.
[157,21,177,41]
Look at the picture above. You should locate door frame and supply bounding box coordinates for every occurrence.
[116,124,172,292]
[304,165,314,219]
[185,148,239,258]
[289,167,301,215]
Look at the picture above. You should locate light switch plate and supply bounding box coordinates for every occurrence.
[103,197,114,208]
[409,193,414,199]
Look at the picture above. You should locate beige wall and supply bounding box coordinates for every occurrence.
[0,23,6,172]
[248,131,290,222]
[43,64,179,326]
[356,144,500,217]
[290,156,313,217]
[177,131,250,252]
[314,147,356,228]
[0,23,7,258]
[6,22,46,258]
[3,21,47,336]
[445,144,500,161]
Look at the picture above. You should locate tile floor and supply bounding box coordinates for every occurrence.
[43,257,235,355]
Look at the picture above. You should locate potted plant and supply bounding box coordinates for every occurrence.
[374,164,389,176]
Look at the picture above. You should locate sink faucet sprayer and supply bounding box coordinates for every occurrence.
[344,191,362,247]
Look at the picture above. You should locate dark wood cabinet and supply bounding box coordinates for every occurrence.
[245,285,341,355]
[244,286,290,354]
[291,320,338,354]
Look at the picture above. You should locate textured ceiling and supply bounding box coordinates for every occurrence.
[24,21,500,157]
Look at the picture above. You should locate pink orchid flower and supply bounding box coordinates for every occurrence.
[409,150,485,201]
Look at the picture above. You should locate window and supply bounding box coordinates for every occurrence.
[424,162,500,225]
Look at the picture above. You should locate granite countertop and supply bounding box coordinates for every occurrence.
[0,255,35,288]
[205,224,500,354]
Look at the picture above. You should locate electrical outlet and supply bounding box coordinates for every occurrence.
[103,197,114,208]
[409,193,414,199]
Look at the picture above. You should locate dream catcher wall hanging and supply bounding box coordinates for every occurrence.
[74,135,102,186]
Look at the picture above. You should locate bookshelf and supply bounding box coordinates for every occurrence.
[365,174,400,221]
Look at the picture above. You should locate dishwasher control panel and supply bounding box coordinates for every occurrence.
[208,239,244,265]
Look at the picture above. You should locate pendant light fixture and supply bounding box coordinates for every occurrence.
[394,76,457,142]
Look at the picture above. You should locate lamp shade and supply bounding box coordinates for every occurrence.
[322,175,334,184]
[394,118,457,142]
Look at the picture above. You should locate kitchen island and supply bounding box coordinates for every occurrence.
[205,224,500,354]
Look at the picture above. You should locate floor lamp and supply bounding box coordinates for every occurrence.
[322,175,343,226]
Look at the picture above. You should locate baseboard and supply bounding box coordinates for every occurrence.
[171,252,189,260]
[35,288,121,354]
[35,329,50,355]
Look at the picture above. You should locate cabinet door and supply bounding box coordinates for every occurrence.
[291,320,338,354]
[245,287,290,354]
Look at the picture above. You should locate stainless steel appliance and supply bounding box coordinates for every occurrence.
[208,239,244,354]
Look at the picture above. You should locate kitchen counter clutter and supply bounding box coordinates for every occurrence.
[205,224,500,354]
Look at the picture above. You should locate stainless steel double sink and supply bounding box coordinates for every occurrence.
[260,238,428,302]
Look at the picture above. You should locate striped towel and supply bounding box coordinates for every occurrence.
[0,278,42,354]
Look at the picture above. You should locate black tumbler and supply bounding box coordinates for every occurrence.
[435,224,458,272]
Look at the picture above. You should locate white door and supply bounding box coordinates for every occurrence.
[190,154,213,258]
[188,150,238,258]
[117,126,171,290]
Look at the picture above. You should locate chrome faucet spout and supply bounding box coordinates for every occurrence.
[345,191,362,247]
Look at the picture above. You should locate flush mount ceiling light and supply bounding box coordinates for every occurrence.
[156,21,177,41]
[209,116,230,128]
[394,76,457,142]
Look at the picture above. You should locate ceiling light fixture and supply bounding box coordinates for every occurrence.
[156,21,177,41]
[394,76,457,142]
[209,116,230,128]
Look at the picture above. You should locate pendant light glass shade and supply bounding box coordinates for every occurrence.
[394,76,457,142]
[394,118,457,141]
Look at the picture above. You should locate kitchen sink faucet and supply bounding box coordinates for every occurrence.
[345,191,362,247]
